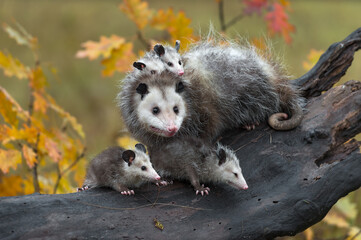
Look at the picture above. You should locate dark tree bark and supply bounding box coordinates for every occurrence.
[1,28,361,240]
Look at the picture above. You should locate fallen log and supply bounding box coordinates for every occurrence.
[1,28,361,240]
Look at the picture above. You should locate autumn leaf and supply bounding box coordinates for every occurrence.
[243,0,268,15]
[153,218,164,231]
[32,92,48,114]
[0,87,29,123]
[303,49,324,71]
[151,8,195,49]
[0,175,24,197]
[117,136,139,149]
[2,22,38,50]
[0,149,22,173]
[265,3,295,44]
[101,42,137,76]
[0,51,29,79]
[119,0,152,30]
[44,136,62,162]
[29,66,47,92]
[0,89,19,127]
[76,35,127,60]
[22,145,37,168]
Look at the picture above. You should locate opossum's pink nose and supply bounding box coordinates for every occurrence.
[155,176,161,180]
[178,71,184,76]
[243,185,248,190]
[167,126,178,133]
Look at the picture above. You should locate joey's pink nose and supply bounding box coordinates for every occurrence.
[155,176,161,181]
[178,71,184,76]
[243,185,248,190]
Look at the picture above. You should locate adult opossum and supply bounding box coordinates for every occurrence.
[150,136,248,196]
[118,38,303,147]
[78,144,161,195]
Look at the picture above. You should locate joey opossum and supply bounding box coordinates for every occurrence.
[132,41,184,76]
[78,144,161,195]
[150,137,248,196]
[153,40,184,76]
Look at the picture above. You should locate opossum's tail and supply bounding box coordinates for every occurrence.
[268,104,303,130]
[268,78,304,130]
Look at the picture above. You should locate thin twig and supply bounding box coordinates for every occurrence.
[224,13,244,30]
[32,133,41,193]
[218,0,226,32]
[136,30,150,49]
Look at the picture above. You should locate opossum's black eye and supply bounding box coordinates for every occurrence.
[152,107,160,115]
[141,166,147,171]
[167,62,173,67]
[234,173,238,178]
[178,60,182,65]
[150,70,156,74]
[173,106,179,114]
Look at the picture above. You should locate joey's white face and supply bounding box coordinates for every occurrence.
[135,58,165,75]
[217,148,248,190]
[136,85,186,137]
[127,149,160,182]
[161,51,184,76]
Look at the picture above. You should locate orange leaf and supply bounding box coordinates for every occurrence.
[0,51,29,79]
[44,137,62,162]
[0,89,19,127]
[119,0,152,30]
[151,8,196,50]
[101,42,137,76]
[33,92,48,114]
[76,35,126,60]
[22,145,37,168]
[0,149,22,173]
[302,49,324,71]
[0,175,25,197]
[29,66,47,92]
[0,87,29,123]
[265,3,295,44]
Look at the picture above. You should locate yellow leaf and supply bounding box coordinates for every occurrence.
[346,226,361,240]
[303,227,314,240]
[153,218,164,231]
[33,92,48,114]
[302,49,324,71]
[29,66,47,92]
[0,149,22,173]
[2,22,38,50]
[0,51,29,79]
[76,35,126,60]
[119,0,152,30]
[151,8,196,50]
[22,145,37,168]
[117,136,139,149]
[44,137,62,162]
[0,87,30,123]
[101,42,137,76]
[0,175,24,197]
[0,89,19,127]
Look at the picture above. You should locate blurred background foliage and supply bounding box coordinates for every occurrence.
[0,0,360,239]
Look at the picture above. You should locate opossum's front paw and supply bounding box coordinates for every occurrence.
[77,185,90,192]
[120,189,135,195]
[195,184,210,196]
[156,179,173,186]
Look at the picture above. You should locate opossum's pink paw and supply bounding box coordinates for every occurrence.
[195,185,210,196]
[77,186,89,192]
[121,190,134,195]
[243,124,257,131]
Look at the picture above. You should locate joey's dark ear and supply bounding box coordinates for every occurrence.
[135,143,146,153]
[175,40,180,52]
[217,148,227,166]
[154,44,165,57]
[133,62,146,71]
[136,83,148,99]
[122,150,136,166]
[176,81,184,93]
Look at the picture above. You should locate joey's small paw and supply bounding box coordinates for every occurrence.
[195,184,210,196]
[243,123,258,131]
[156,180,173,186]
[77,186,89,192]
[120,189,135,195]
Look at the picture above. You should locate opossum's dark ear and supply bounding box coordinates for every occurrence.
[122,150,136,166]
[154,44,165,57]
[133,62,146,71]
[175,40,180,52]
[135,143,147,153]
[217,148,227,166]
[176,81,184,93]
[136,83,148,99]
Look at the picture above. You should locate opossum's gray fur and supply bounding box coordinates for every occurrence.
[150,136,247,191]
[182,34,304,133]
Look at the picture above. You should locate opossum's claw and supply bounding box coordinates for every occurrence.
[196,190,199,195]
[130,190,135,195]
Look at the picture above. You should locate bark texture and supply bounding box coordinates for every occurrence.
[1,28,361,240]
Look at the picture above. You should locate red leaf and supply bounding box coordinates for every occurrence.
[243,0,268,15]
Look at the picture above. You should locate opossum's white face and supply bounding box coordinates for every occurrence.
[133,58,165,75]
[135,83,186,137]
[161,51,184,76]
[124,145,161,182]
[216,146,248,190]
